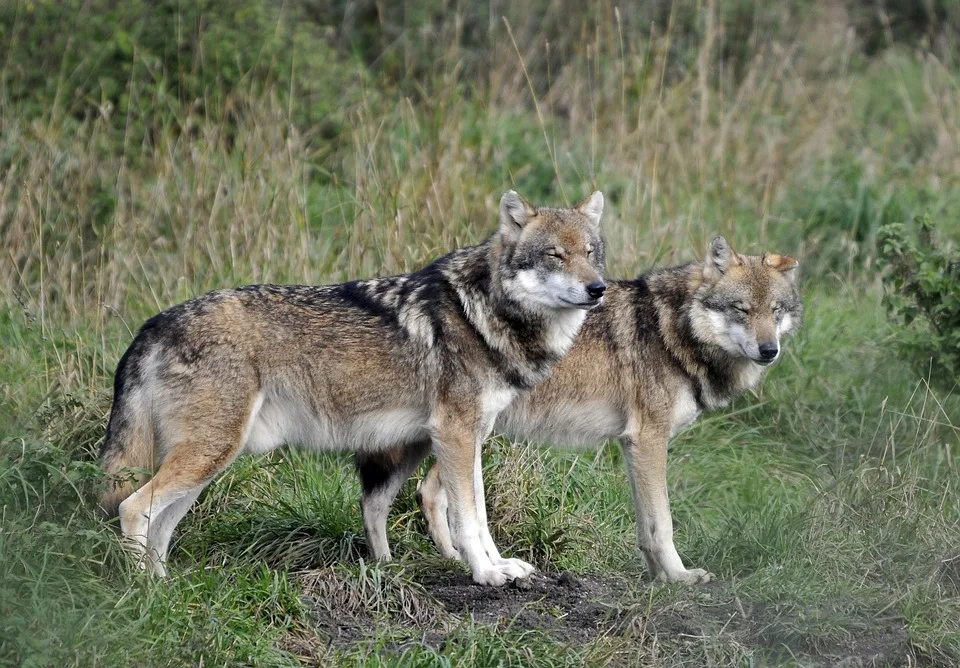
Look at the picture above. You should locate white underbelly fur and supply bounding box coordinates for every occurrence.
[497,400,625,448]
[241,384,705,455]
[497,389,703,447]
[243,392,429,454]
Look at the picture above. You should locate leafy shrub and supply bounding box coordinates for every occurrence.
[0,386,109,518]
[0,0,362,143]
[878,215,960,387]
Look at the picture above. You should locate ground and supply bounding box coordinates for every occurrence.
[285,567,914,666]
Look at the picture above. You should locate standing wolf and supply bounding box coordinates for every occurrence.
[357,237,802,583]
[100,190,606,585]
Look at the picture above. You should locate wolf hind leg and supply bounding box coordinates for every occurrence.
[147,485,205,565]
[119,472,200,576]
[357,439,432,561]
[119,425,248,575]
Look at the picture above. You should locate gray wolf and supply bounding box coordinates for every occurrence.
[357,236,801,583]
[100,189,607,586]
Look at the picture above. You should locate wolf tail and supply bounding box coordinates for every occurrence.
[99,344,156,518]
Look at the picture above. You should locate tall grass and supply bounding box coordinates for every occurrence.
[4,3,958,332]
[1,0,959,665]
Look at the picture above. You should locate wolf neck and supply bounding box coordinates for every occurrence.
[449,239,582,390]
[648,262,766,409]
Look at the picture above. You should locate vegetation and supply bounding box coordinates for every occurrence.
[1,0,958,665]
[879,216,960,388]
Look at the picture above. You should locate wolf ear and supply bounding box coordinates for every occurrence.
[763,253,799,284]
[703,236,738,283]
[499,190,537,241]
[575,191,604,228]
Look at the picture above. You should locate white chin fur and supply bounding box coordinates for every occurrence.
[547,308,586,354]
[706,311,783,364]
[508,269,592,311]
[704,311,743,355]
[502,269,590,354]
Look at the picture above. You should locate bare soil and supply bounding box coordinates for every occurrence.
[423,571,627,646]
[293,569,914,666]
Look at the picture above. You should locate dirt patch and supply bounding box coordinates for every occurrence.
[644,588,913,667]
[796,627,912,668]
[421,570,627,645]
[288,567,915,665]
[937,552,960,598]
[421,572,914,665]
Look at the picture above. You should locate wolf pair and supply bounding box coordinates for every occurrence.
[100,189,801,585]
[369,231,802,584]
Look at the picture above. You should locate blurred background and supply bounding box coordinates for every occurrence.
[1,1,958,665]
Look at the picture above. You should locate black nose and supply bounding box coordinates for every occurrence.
[758,342,779,361]
[586,281,606,300]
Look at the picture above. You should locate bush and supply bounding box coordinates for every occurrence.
[878,215,960,387]
[0,0,361,144]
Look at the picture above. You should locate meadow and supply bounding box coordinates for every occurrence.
[1,1,958,665]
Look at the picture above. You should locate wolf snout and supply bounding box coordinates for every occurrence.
[758,342,779,363]
[586,281,606,300]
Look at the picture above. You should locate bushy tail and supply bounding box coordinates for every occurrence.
[99,351,155,518]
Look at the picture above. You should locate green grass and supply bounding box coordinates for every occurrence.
[3,289,957,666]
[2,1,960,665]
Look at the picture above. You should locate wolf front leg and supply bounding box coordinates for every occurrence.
[430,413,528,586]
[472,441,536,577]
[417,462,461,560]
[418,456,535,576]
[620,429,714,584]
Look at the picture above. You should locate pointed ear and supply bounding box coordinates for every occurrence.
[499,190,537,241]
[703,236,738,283]
[576,191,604,228]
[763,252,799,284]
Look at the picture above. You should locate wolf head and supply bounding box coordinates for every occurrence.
[498,190,606,311]
[690,236,802,366]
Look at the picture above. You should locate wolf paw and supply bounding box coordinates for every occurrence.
[121,536,167,576]
[494,557,536,578]
[130,552,167,577]
[472,560,533,586]
[659,568,713,584]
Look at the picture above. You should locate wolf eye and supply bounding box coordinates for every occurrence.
[772,303,783,313]
[545,249,564,261]
[731,303,750,314]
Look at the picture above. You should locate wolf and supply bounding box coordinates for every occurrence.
[99,189,607,586]
[356,236,802,583]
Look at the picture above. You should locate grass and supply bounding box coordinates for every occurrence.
[2,1,960,665]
